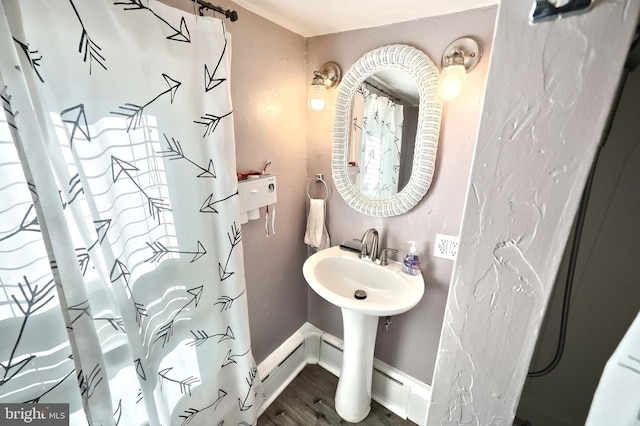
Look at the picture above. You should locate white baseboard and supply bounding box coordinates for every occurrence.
[257,322,431,425]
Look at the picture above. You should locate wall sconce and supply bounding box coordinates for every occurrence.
[309,62,342,111]
[437,37,481,102]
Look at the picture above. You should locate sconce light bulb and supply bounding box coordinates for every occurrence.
[310,97,326,111]
[437,64,467,101]
[309,83,326,111]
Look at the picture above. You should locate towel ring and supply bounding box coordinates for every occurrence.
[307,173,329,200]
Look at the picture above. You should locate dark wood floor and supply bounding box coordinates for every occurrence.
[258,364,416,425]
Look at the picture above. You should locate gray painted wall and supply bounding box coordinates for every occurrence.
[164,0,498,385]
[162,0,310,364]
[306,8,497,384]
[518,62,640,426]
[154,1,639,421]
[221,6,309,365]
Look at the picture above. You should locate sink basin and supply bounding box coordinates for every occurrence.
[302,244,425,422]
[303,245,424,316]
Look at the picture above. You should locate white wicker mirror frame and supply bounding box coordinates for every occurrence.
[331,44,442,216]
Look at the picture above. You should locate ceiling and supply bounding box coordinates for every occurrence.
[231,0,499,37]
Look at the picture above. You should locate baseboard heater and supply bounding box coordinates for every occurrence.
[320,338,402,385]
[257,322,431,425]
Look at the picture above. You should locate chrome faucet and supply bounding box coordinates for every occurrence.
[379,248,398,266]
[360,228,379,262]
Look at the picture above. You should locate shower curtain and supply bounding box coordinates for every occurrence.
[0,1,262,425]
[349,84,404,199]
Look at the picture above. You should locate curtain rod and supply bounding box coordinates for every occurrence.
[194,0,238,21]
[362,80,401,103]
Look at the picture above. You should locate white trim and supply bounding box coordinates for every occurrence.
[257,323,320,414]
[257,322,431,424]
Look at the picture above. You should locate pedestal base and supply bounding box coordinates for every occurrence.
[334,309,379,422]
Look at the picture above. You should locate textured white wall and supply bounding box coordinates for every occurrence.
[427,0,640,425]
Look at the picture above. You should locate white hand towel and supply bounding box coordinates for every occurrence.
[304,199,330,249]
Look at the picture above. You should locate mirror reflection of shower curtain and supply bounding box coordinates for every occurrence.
[0,1,262,425]
[349,86,404,198]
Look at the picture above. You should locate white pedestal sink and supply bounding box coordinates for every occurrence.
[302,245,425,422]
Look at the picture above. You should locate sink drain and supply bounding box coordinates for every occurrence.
[354,289,367,300]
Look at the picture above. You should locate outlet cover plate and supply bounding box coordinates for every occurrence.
[434,233,459,261]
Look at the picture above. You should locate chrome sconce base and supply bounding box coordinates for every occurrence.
[315,62,342,90]
[441,37,481,73]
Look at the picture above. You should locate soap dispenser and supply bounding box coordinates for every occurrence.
[402,241,421,276]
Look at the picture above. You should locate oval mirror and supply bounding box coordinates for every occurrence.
[332,44,441,216]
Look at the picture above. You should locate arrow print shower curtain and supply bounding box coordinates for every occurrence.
[0,1,263,424]
[349,85,404,199]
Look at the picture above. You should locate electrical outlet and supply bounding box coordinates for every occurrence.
[434,233,459,261]
[449,237,459,258]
